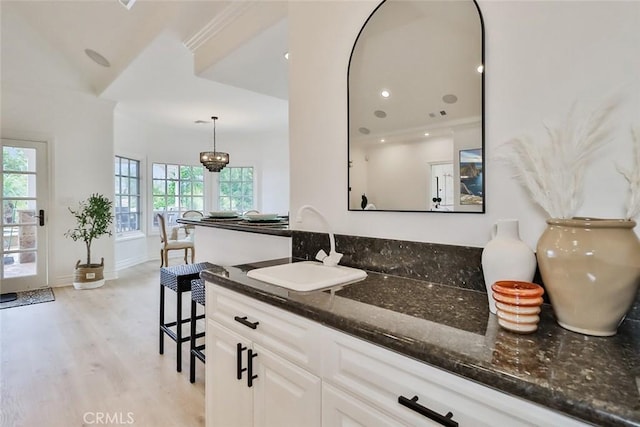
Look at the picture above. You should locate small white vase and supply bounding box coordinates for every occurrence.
[481,219,537,314]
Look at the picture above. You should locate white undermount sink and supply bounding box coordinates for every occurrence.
[246,261,367,293]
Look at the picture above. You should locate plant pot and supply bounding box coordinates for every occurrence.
[73,258,105,290]
[536,218,640,336]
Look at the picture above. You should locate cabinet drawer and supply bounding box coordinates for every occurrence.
[206,283,322,374]
[322,328,587,427]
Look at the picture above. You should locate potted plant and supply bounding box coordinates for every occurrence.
[65,193,114,289]
[502,99,640,336]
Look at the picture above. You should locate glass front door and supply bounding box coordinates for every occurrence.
[1,139,48,292]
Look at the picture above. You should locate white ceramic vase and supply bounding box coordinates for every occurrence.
[481,219,537,314]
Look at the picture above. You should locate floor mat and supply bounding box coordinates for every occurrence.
[0,288,55,310]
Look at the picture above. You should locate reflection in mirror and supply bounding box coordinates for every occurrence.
[348,0,484,212]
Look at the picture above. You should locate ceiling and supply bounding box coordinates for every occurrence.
[1,0,289,133]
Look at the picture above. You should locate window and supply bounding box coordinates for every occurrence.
[152,163,204,227]
[219,167,254,212]
[114,156,141,235]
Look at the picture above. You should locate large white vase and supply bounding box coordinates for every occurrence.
[481,219,537,314]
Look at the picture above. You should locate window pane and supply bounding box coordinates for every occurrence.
[193,167,204,181]
[220,197,231,210]
[219,168,230,181]
[121,158,129,175]
[153,163,166,179]
[243,167,253,180]
[167,165,179,180]
[230,168,242,181]
[180,181,192,195]
[153,180,165,195]
[193,182,204,196]
[153,196,166,210]
[129,178,138,195]
[180,166,193,180]
[114,157,120,175]
[130,160,138,177]
[3,147,35,172]
[192,197,204,210]
[114,177,120,195]
[130,196,138,212]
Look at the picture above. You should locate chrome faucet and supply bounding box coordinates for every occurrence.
[294,204,343,267]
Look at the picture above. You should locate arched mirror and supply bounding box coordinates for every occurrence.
[348,0,484,212]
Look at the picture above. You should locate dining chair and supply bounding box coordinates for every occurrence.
[157,213,195,267]
[181,210,204,237]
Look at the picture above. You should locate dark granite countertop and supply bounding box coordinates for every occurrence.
[201,258,640,427]
[177,217,292,237]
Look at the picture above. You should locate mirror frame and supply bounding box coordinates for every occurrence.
[347,0,485,213]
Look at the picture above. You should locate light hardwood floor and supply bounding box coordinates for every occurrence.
[0,261,206,427]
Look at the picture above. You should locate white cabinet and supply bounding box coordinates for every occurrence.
[206,283,588,427]
[206,320,252,427]
[322,327,587,427]
[205,285,321,427]
[253,344,321,427]
[322,382,409,427]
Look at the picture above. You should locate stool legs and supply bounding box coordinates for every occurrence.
[176,289,183,372]
[159,284,165,355]
[190,299,197,383]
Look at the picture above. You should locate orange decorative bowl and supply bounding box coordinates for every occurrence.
[491,280,544,298]
[491,280,544,334]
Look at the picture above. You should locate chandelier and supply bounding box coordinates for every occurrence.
[199,116,229,172]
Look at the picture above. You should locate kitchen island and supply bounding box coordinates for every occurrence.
[202,258,640,427]
[177,217,292,266]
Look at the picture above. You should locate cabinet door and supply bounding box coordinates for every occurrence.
[253,344,321,427]
[206,320,253,427]
[322,383,410,427]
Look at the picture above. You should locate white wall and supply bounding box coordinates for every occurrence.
[1,8,116,286]
[289,0,640,250]
[366,137,452,211]
[114,109,289,268]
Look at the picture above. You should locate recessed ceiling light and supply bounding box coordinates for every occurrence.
[374,110,387,118]
[442,94,458,104]
[118,0,137,10]
[84,49,110,67]
[284,52,289,60]
[358,127,370,135]
[424,132,430,136]
[380,139,385,143]
[380,90,390,98]
[194,120,209,124]
[477,64,484,73]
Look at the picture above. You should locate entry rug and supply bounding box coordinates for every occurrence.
[0,288,55,310]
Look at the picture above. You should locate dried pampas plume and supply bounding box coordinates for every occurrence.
[616,126,640,220]
[501,100,616,219]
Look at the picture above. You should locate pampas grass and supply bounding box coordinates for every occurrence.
[617,127,640,220]
[502,101,616,219]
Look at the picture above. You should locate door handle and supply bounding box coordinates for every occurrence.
[247,349,258,388]
[234,316,259,330]
[236,343,247,380]
[398,395,458,427]
[34,209,45,226]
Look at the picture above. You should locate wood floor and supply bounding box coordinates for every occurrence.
[0,261,206,427]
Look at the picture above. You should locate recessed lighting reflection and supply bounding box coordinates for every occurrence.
[477,64,484,73]
[424,132,430,136]
[284,52,289,60]
[381,90,390,98]
[380,139,385,143]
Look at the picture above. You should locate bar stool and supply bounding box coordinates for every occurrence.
[159,262,214,372]
[189,278,206,383]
